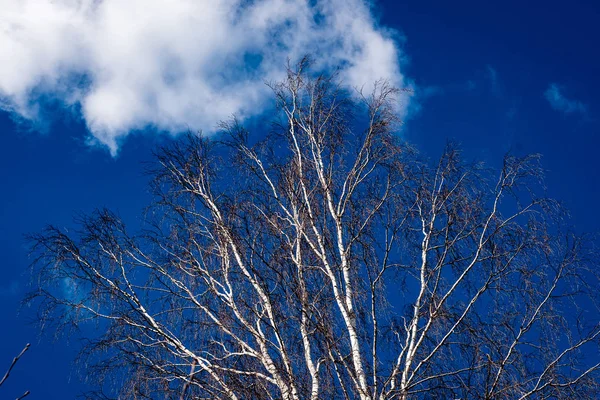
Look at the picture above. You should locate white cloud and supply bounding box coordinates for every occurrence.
[544,83,587,116]
[0,0,409,155]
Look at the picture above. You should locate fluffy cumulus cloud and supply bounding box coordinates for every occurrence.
[0,0,409,155]
[544,84,587,116]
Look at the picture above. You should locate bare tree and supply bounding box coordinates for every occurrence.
[29,60,600,399]
[1,343,30,400]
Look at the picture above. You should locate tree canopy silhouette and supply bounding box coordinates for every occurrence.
[30,60,600,399]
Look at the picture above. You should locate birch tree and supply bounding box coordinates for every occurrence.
[29,60,600,399]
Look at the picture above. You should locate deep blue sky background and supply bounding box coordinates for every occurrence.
[1,0,599,398]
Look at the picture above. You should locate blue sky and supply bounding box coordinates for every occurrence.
[0,0,598,398]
